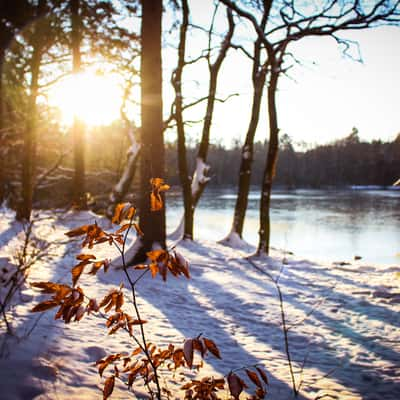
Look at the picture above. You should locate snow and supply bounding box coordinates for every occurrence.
[191,158,210,196]
[0,208,399,399]
[218,231,253,252]
[242,145,251,160]
[112,131,140,196]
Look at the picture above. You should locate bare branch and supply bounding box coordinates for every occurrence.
[35,151,68,190]
[231,43,254,60]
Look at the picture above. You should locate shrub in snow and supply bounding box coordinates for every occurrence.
[30,179,268,400]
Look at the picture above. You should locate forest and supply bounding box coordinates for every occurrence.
[0,1,400,400]
[165,130,400,188]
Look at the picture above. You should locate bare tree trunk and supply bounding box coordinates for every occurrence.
[0,46,5,204]
[0,27,13,205]
[128,0,165,264]
[70,0,86,208]
[107,126,140,217]
[0,1,47,206]
[226,63,266,243]
[172,7,234,240]
[16,2,46,220]
[257,71,279,255]
[172,0,193,240]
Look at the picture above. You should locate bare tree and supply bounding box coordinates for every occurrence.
[170,2,235,240]
[107,78,141,217]
[128,0,165,264]
[222,10,269,245]
[70,0,86,209]
[171,0,192,240]
[0,0,39,204]
[16,0,49,221]
[221,0,400,255]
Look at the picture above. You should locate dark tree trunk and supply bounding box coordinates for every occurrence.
[0,26,13,205]
[0,45,5,204]
[258,70,279,255]
[0,1,45,205]
[129,0,165,263]
[229,66,266,240]
[175,8,234,240]
[16,1,46,220]
[71,0,86,208]
[172,0,193,240]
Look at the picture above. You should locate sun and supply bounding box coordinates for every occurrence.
[47,70,123,126]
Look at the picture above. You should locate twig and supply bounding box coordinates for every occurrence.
[112,216,162,400]
[35,151,68,190]
[245,257,298,396]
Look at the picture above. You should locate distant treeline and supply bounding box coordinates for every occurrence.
[165,130,400,188]
[9,127,399,211]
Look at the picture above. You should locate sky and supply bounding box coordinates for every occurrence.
[275,26,400,147]
[48,1,400,149]
[164,1,400,148]
[198,25,400,149]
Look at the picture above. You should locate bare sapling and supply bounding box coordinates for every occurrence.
[1,217,51,335]
[30,178,269,399]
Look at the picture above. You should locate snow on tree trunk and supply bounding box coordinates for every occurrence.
[107,127,140,217]
[191,157,210,198]
[218,230,253,252]
[169,157,210,240]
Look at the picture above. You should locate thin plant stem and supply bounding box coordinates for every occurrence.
[245,257,298,396]
[113,215,162,400]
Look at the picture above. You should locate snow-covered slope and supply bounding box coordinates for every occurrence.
[0,209,399,399]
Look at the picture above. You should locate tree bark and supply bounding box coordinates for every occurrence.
[175,7,234,240]
[172,0,193,240]
[16,1,46,220]
[257,70,279,255]
[70,0,86,208]
[228,61,266,240]
[129,0,165,263]
[0,1,41,204]
[0,45,5,204]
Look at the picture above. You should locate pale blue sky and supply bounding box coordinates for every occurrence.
[163,2,400,148]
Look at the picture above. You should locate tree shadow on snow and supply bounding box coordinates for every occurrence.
[0,214,98,400]
[177,244,400,400]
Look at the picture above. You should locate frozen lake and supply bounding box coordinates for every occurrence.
[166,188,400,265]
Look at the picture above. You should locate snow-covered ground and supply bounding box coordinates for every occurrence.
[0,208,399,399]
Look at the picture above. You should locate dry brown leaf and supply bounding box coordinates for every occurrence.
[65,225,90,237]
[203,337,221,359]
[245,369,262,388]
[76,254,96,261]
[147,249,167,262]
[149,263,158,278]
[103,375,115,400]
[150,192,163,212]
[115,224,130,234]
[31,300,59,312]
[112,203,125,224]
[227,372,243,399]
[183,339,194,368]
[116,292,124,312]
[255,366,269,385]
[71,263,85,287]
